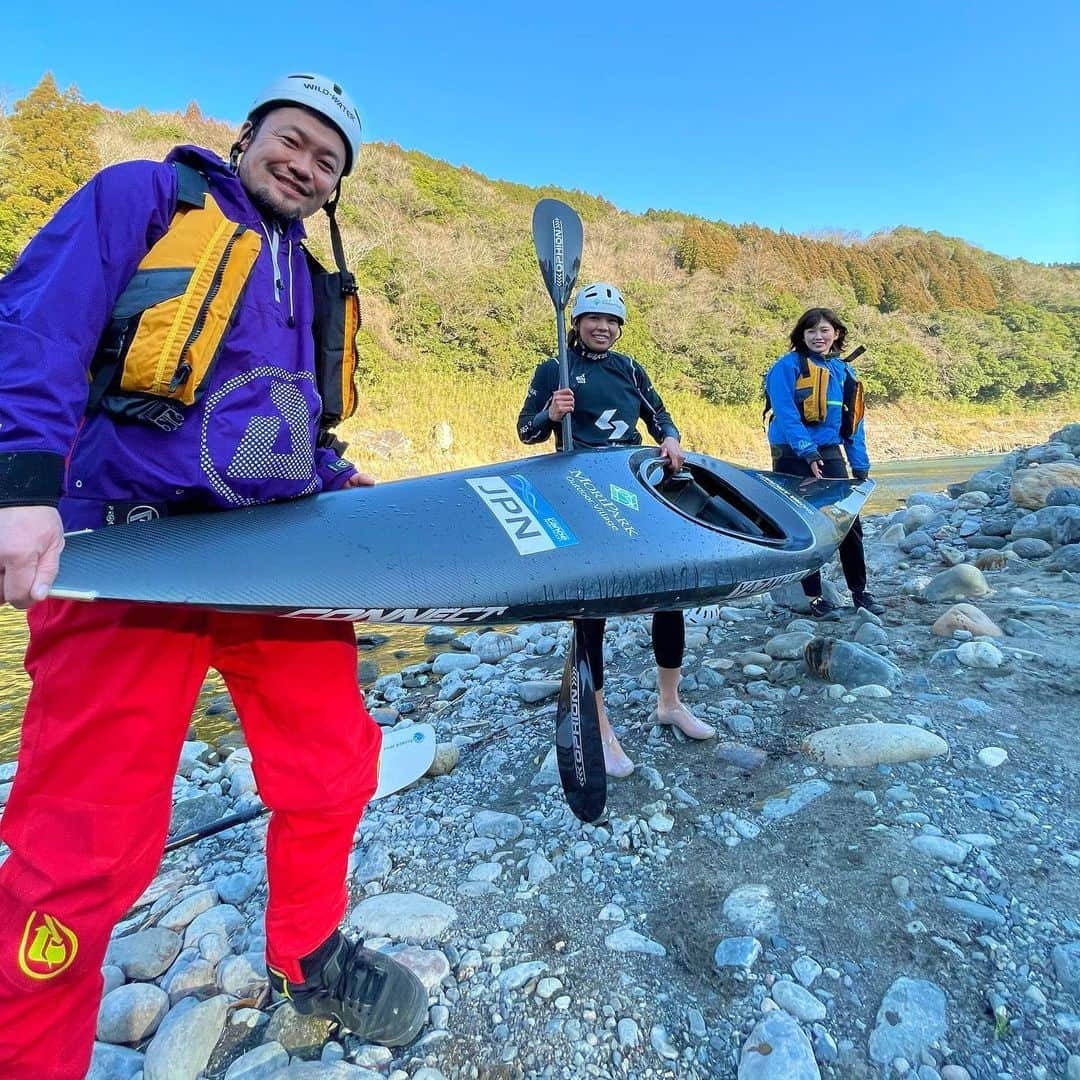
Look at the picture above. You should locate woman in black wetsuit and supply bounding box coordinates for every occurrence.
[517,281,715,777]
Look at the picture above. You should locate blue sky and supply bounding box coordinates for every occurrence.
[4,0,1077,264]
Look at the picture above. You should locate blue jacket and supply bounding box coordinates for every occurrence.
[765,351,870,474]
[0,145,356,530]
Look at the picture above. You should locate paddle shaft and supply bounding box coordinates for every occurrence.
[556,302,572,452]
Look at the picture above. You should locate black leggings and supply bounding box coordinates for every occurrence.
[575,611,685,692]
[771,448,867,597]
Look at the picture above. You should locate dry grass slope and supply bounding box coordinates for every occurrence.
[84,108,1079,479]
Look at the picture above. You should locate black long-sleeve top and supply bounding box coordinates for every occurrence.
[517,346,680,450]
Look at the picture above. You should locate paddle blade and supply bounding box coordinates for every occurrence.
[373,722,437,799]
[163,723,437,853]
[532,198,583,311]
[555,621,607,822]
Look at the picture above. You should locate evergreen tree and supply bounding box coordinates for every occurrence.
[0,73,100,270]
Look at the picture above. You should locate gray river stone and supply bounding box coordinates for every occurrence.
[900,529,934,553]
[605,926,667,956]
[793,955,823,987]
[1053,941,1080,996]
[941,898,1006,928]
[96,982,170,1044]
[1012,505,1080,545]
[161,954,217,1003]
[759,780,831,820]
[804,638,902,689]
[902,505,938,533]
[723,884,779,936]
[868,977,947,1066]
[1011,536,1054,559]
[158,887,218,932]
[922,564,992,601]
[168,793,228,838]
[497,960,548,991]
[517,680,561,704]
[956,641,1004,669]
[714,936,761,970]
[88,1043,145,1080]
[803,723,947,768]
[265,1064,383,1079]
[854,622,889,646]
[431,652,481,675]
[218,952,268,996]
[183,904,247,949]
[526,851,556,885]
[349,892,457,939]
[105,928,182,980]
[738,1009,820,1079]
[772,979,827,1021]
[143,994,229,1080]
[911,835,970,865]
[351,843,392,885]
[1049,543,1080,572]
[223,1041,290,1080]
[764,632,815,660]
[264,1003,331,1055]
[471,631,524,664]
[1047,485,1080,506]
[473,810,524,842]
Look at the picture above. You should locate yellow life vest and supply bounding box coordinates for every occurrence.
[763,347,865,438]
[89,162,360,443]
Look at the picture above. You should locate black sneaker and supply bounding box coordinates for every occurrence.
[852,591,885,615]
[269,932,427,1047]
[808,596,840,620]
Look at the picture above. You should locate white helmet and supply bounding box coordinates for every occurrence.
[571,282,626,324]
[248,73,362,175]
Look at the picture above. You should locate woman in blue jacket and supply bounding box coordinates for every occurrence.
[765,307,884,617]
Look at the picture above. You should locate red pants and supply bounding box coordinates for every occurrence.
[0,600,380,1079]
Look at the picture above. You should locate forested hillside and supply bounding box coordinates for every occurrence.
[2,75,1077,472]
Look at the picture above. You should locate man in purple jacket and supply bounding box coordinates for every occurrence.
[0,74,428,1078]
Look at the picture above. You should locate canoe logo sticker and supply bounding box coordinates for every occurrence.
[467,475,578,556]
[608,484,639,511]
[19,911,78,980]
[726,571,808,600]
[565,470,639,538]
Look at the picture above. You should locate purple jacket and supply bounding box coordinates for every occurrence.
[0,145,357,530]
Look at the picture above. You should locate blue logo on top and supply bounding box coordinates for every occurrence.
[507,474,578,548]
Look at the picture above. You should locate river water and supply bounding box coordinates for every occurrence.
[0,452,1006,764]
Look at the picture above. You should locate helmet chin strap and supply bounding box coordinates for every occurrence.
[322,184,350,277]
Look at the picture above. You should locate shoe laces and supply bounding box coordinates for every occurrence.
[334,944,386,1008]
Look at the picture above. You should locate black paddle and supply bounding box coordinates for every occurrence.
[531,199,583,453]
[531,199,606,823]
[555,620,607,823]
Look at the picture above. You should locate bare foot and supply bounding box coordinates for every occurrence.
[598,693,634,778]
[651,704,716,740]
[602,730,635,778]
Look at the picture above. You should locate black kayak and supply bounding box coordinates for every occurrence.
[50,446,871,623]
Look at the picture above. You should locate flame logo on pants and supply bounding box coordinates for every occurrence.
[19,911,78,979]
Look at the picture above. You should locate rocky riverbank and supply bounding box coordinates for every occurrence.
[2,427,1079,1080]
